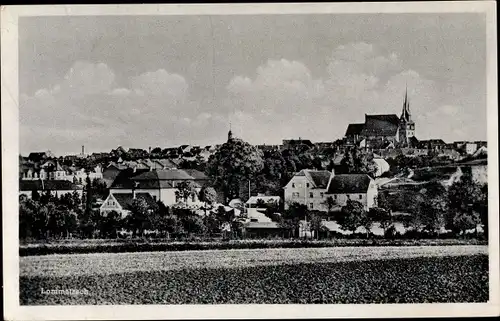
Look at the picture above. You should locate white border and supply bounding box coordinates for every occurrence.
[2,2,498,320]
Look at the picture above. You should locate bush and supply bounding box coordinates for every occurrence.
[19,238,487,256]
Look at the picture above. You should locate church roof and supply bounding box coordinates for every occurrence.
[361,114,400,137]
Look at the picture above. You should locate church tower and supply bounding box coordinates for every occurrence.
[398,87,415,146]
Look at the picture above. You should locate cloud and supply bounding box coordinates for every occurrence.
[223,42,475,143]
[19,61,211,154]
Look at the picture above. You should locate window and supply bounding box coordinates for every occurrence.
[320,192,324,198]
[298,183,302,188]
[309,203,314,209]
[309,192,313,198]
[359,194,362,200]
[292,192,300,198]
[334,195,337,200]
[191,194,196,202]
[306,183,310,188]
[292,183,295,188]
[153,195,157,201]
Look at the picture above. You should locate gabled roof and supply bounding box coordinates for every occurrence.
[19,180,83,191]
[304,170,331,189]
[326,174,372,194]
[345,123,365,136]
[112,193,157,210]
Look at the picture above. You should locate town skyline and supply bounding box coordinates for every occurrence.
[19,13,487,155]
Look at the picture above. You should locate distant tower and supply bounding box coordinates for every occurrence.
[81,145,85,155]
[399,86,415,146]
[227,122,233,142]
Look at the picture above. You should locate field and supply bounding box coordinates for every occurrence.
[19,245,488,304]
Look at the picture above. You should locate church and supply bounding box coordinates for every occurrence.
[344,89,418,149]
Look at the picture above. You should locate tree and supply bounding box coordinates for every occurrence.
[374,193,392,234]
[337,200,366,235]
[447,172,484,236]
[206,137,264,204]
[279,202,308,238]
[175,181,198,204]
[308,212,324,240]
[322,196,336,219]
[199,186,217,217]
[126,198,151,237]
[100,211,123,238]
[339,147,377,177]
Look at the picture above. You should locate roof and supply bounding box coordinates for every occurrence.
[326,174,372,194]
[112,169,207,190]
[246,195,281,204]
[183,169,208,180]
[20,180,83,191]
[244,221,280,229]
[361,114,400,137]
[299,169,331,188]
[112,193,157,210]
[345,123,365,136]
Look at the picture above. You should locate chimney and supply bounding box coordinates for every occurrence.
[149,146,151,154]
[82,145,84,155]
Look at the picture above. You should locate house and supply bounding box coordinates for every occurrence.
[100,192,157,218]
[465,142,478,155]
[19,180,83,198]
[111,146,127,157]
[28,151,55,162]
[325,174,378,211]
[109,168,209,206]
[246,195,281,208]
[419,139,447,151]
[128,148,149,159]
[283,169,333,211]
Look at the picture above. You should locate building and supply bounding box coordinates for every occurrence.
[344,89,416,148]
[325,174,378,211]
[20,161,102,184]
[100,192,157,218]
[246,195,281,208]
[19,180,83,198]
[281,138,314,151]
[109,168,209,206]
[283,169,333,211]
[418,139,447,151]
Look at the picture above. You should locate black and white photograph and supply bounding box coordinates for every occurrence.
[2,2,499,320]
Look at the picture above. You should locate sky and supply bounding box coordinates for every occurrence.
[19,13,487,156]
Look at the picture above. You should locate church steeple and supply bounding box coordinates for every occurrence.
[401,85,411,122]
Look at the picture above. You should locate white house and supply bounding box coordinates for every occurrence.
[283,169,333,211]
[109,168,209,207]
[100,192,157,218]
[325,174,378,211]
